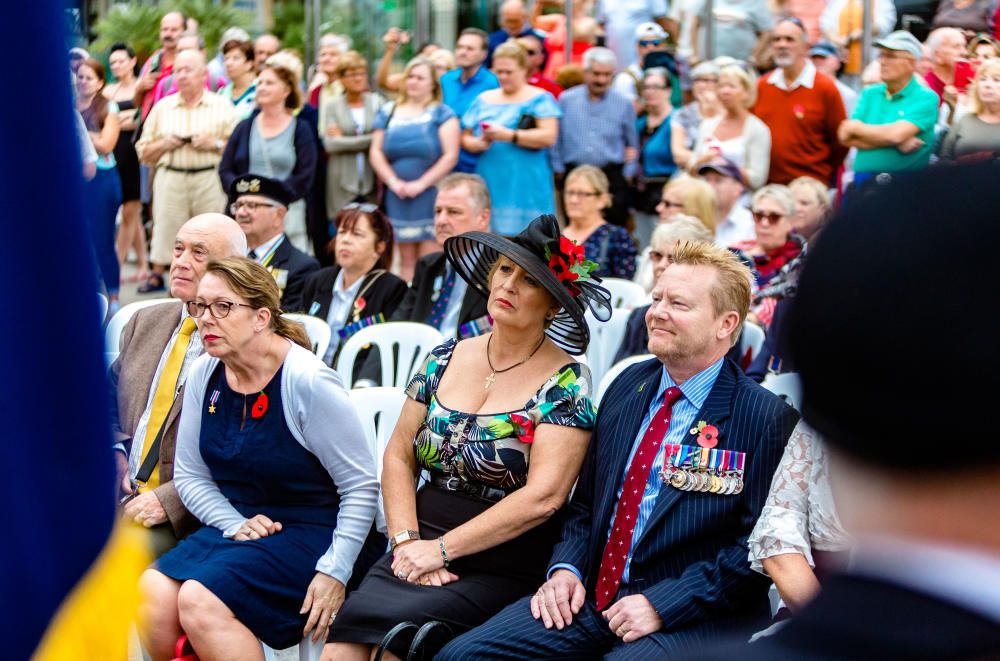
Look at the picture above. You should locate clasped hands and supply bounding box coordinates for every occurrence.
[389,178,429,199]
[390,539,459,586]
[530,569,662,643]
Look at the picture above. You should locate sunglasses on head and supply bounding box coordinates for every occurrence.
[342,202,379,213]
[639,39,664,47]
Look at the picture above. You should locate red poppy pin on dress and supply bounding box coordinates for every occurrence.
[251,392,268,419]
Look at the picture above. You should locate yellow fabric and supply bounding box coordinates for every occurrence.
[32,524,151,661]
[138,317,197,491]
[838,0,873,75]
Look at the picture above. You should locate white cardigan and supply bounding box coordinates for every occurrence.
[173,342,378,584]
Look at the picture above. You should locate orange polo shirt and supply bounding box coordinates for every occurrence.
[752,63,849,186]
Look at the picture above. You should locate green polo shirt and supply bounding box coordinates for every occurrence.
[851,76,939,173]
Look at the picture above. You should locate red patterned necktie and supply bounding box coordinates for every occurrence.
[594,386,684,611]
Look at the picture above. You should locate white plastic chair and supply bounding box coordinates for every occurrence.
[738,322,766,366]
[283,313,332,359]
[600,277,649,310]
[348,387,408,534]
[335,322,443,388]
[104,297,175,357]
[595,354,655,407]
[97,292,109,323]
[762,372,803,411]
[262,637,323,661]
[583,307,631,389]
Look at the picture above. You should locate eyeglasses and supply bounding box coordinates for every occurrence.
[342,202,379,213]
[230,200,277,214]
[186,300,256,319]
[639,39,664,47]
[564,189,601,199]
[752,210,785,225]
[694,77,718,84]
[644,83,670,90]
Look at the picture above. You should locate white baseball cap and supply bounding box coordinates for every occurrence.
[634,22,668,41]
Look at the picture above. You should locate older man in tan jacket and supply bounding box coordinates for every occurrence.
[109,213,246,554]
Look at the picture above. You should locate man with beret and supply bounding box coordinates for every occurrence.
[837,31,939,189]
[697,163,1000,658]
[229,173,319,313]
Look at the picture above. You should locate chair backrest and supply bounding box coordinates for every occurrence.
[282,313,332,358]
[104,297,175,356]
[600,277,649,310]
[738,322,766,366]
[348,387,407,534]
[596,354,655,406]
[335,322,444,388]
[584,307,631,388]
[97,292,108,324]
[761,372,803,411]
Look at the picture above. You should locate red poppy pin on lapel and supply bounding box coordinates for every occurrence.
[690,420,719,449]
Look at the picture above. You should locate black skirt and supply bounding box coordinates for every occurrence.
[328,484,564,656]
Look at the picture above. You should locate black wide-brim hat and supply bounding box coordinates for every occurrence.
[444,214,612,355]
[228,173,293,207]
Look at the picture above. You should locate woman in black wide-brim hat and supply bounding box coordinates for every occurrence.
[325,215,611,660]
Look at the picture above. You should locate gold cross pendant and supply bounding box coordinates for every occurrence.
[484,372,496,390]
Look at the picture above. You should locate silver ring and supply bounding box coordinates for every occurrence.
[396,571,406,579]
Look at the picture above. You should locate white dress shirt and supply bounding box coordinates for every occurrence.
[715,205,756,248]
[322,269,364,364]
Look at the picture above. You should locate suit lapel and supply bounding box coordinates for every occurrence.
[634,360,737,548]
[592,360,663,551]
[268,234,292,270]
[126,303,183,431]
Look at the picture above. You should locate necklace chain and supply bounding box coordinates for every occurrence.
[484,333,546,389]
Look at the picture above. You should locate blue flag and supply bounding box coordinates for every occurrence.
[0,2,115,657]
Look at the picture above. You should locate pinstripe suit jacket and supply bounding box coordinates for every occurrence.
[550,356,798,632]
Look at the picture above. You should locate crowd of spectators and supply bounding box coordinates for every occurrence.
[76,2,1000,659]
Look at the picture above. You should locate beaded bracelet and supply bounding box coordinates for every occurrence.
[438,536,450,568]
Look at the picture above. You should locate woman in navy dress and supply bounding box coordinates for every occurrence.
[138,258,378,660]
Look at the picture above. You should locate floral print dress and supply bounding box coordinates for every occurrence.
[406,339,596,492]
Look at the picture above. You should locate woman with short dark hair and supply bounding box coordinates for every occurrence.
[219,39,257,119]
[302,203,407,367]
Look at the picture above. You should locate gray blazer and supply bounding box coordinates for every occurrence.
[322,91,384,217]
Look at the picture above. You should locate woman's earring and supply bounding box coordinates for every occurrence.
[545,311,556,321]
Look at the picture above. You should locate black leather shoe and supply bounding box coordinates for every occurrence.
[406,620,454,661]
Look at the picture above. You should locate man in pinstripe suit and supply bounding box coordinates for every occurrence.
[438,242,798,659]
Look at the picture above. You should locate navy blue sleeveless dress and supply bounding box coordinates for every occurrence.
[157,363,341,648]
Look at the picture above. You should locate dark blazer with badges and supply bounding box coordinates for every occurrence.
[301,265,408,366]
[267,234,320,314]
[550,357,798,634]
[691,574,1000,660]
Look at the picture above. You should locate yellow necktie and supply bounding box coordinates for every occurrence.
[137,317,197,492]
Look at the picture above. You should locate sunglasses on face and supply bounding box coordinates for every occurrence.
[639,39,664,47]
[752,210,785,225]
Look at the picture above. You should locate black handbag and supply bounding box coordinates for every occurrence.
[516,113,537,130]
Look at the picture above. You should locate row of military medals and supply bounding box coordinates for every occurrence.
[659,444,747,495]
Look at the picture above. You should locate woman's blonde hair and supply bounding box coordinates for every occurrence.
[493,40,529,70]
[969,58,1000,115]
[662,175,718,233]
[428,49,456,72]
[397,57,443,106]
[651,215,714,250]
[788,176,831,212]
[670,241,752,346]
[335,50,367,78]
[204,257,312,350]
[566,164,611,208]
[719,64,757,107]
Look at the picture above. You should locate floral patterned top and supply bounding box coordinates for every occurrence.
[406,339,596,491]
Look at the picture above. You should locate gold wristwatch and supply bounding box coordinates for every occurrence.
[390,529,420,550]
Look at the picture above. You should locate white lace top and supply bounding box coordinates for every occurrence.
[748,422,849,575]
